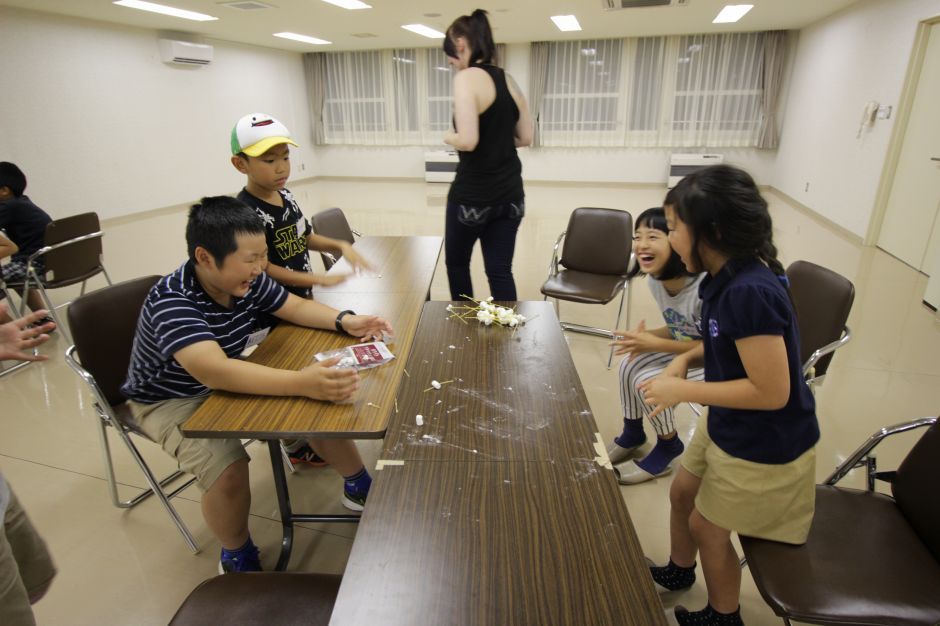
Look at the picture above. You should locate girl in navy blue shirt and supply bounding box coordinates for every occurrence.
[640,165,818,626]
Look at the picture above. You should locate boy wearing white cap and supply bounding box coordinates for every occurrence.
[230,113,371,300]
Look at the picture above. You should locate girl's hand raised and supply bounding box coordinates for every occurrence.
[638,376,684,420]
[611,319,657,358]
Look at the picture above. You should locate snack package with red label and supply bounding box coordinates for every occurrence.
[314,341,395,370]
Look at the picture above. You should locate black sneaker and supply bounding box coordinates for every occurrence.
[288,443,328,467]
[342,488,367,512]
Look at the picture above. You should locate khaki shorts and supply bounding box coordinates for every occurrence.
[681,414,816,545]
[1,487,56,626]
[127,396,249,492]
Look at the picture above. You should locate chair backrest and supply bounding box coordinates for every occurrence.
[892,421,940,563]
[67,275,160,407]
[41,212,105,286]
[310,208,355,270]
[560,207,633,276]
[786,260,855,377]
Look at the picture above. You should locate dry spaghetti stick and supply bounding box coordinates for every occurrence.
[403,368,410,377]
[367,402,382,409]
[394,397,399,413]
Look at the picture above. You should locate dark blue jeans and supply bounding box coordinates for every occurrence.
[445,199,524,301]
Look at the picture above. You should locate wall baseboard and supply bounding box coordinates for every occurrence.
[766,186,864,245]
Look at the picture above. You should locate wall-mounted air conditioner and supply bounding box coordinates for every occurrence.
[603,0,689,9]
[158,39,213,66]
[668,153,723,188]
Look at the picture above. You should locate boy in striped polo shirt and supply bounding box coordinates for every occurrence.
[121,196,392,572]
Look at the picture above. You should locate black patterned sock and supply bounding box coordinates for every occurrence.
[649,558,696,591]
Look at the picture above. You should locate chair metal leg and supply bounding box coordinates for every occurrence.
[607,285,628,370]
[96,408,200,553]
[117,426,199,553]
[281,442,297,475]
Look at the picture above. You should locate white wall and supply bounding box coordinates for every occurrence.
[773,0,940,238]
[0,6,315,220]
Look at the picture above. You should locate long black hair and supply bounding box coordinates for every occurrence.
[628,207,694,280]
[664,164,785,279]
[443,9,496,66]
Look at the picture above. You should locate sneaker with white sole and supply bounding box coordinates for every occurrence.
[342,488,367,512]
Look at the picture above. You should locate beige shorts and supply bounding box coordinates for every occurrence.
[1,487,57,626]
[681,414,816,545]
[127,396,249,492]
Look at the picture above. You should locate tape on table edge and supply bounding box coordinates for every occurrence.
[593,432,613,470]
[375,459,405,471]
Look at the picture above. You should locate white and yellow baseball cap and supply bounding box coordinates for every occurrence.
[230,113,299,157]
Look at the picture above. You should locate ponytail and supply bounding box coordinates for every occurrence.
[444,8,497,65]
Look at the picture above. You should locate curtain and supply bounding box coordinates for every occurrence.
[757,31,789,149]
[303,53,326,145]
[528,42,549,147]
[539,32,775,148]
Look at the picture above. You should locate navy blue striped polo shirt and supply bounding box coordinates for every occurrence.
[121,261,289,404]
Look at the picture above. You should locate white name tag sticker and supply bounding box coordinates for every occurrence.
[241,327,270,357]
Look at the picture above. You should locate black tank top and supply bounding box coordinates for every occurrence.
[447,65,524,206]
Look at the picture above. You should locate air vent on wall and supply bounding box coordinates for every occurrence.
[603,0,689,9]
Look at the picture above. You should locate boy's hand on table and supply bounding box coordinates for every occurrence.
[342,315,393,341]
[299,356,360,402]
[312,272,350,287]
[337,242,375,273]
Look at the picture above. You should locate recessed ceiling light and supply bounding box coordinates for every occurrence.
[402,24,445,39]
[274,32,332,45]
[351,32,378,38]
[550,15,581,32]
[712,4,753,23]
[321,0,371,9]
[423,12,441,18]
[113,0,218,21]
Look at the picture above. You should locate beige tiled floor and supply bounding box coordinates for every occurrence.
[2,179,938,625]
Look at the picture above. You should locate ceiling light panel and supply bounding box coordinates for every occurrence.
[712,4,754,23]
[321,0,372,9]
[551,15,582,32]
[113,0,218,21]
[274,32,332,45]
[401,24,445,39]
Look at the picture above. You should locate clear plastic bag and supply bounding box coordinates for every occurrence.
[313,341,395,370]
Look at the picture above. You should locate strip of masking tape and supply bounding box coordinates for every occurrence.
[593,432,613,470]
[375,459,405,471]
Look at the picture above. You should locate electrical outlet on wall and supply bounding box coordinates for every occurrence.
[804,182,810,192]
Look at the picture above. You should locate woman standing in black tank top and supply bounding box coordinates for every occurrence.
[442,9,533,302]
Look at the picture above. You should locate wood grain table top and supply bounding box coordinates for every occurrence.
[313,236,442,295]
[381,301,600,461]
[330,459,666,626]
[182,289,429,439]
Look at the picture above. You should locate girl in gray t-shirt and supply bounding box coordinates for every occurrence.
[608,208,704,484]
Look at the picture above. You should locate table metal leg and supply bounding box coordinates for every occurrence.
[268,440,295,571]
[267,440,363,571]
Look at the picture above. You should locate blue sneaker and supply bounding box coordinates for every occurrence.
[219,540,262,573]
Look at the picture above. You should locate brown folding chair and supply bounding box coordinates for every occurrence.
[310,207,360,270]
[170,572,342,625]
[740,417,940,625]
[786,260,855,389]
[540,207,636,368]
[15,212,113,343]
[65,275,201,552]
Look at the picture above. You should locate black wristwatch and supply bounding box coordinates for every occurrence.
[335,309,355,334]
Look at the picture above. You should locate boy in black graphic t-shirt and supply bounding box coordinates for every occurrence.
[230,113,372,299]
